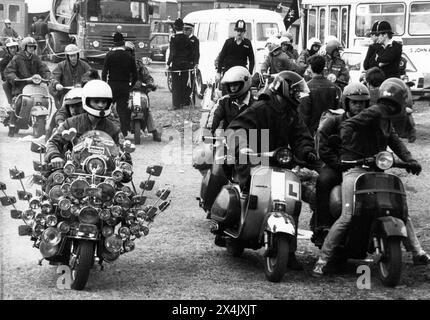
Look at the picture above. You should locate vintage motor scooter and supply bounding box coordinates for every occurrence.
[315,136,414,287]
[129,83,156,145]
[209,147,302,282]
[7,74,55,138]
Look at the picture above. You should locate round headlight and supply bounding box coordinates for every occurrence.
[33,223,45,236]
[63,162,76,175]
[138,42,144,49]
[106,217,118,226]
[22,209,35,221]
[113,191,127,204]
[125,213,135,225]
[52,171,66,185]
[112,169,124,182]
[58,198,72,211]
[375,151,394,170]
[130,224,141,236]
[120,162,133,174]
[140,225,149,236]
[111,205,123,218]
[60,209,72,219]
[104,178,116,187]
[101,249,120,263]
[41,201,53,214]
[102,226,114,238]
[121,185,133,197]
[123,239,135,252]
[78,206,99,224]
[99,208,111,221]
[61,183,71,196]
[119,226,131,240]
[136,210,146,222]
[48,186,63,203]
[57,221,70,233]
[84,156,107,175]
[93,40,100,48]
[39,241,59,258]
[45,214,58,227]
[104,235,123,253]
[97,182,115,202]
[29,199,40,209]
[32,75,42,85]
[42,227,62,246]
[70,205,80,216]
[71,179,89,199]
[275,148,293,166]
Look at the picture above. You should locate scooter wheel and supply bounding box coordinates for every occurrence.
[264,234,289,282]
[378,237,402,287]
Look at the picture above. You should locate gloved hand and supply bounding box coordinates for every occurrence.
[55,84,64,91]
[50,157,65,169]
[406,160,422,175]
[305,151,318,163]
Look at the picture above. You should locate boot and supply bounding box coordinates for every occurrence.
[8,125,15,137]
[312,257,328,277]
[152,130,162,142]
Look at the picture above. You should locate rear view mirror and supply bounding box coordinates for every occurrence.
[132,195,147,205]
[146,165,163,177]
[9,168,25,180]
[11,209,22,219]
[33,161,42,171]
[17,190,32,201]
[140,180,155,191]
[18,225,32,236]
[123,140,136,153]
[31,141,46,153]
[158,200,171,212]
[0,182,6,190]
[31,174,45,185]
[0,196,16,206]
[145,206,158,221]
[156,188,171,200]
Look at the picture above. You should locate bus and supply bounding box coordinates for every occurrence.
[299,0,430,91]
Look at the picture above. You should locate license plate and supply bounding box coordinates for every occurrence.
[78,224,98,238]
[88,146,104,154]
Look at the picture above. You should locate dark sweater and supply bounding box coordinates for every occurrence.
[376,40,402,79]
[217,37,255,73]
[102,48,137,85]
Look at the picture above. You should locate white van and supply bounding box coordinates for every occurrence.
[183,8,286,90]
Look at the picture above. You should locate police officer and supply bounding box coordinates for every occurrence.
[363,21,383,71]
[216,19,255,81]
[375,21,402,79]
[102,32,137,136]
[184,22,200,105]
[166,18,193,110]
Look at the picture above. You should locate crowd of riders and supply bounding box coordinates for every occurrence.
[0,17,429,278]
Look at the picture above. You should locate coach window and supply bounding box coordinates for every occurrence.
[197,22,209,42]
[330,8,339,38]
[308,8,316,39]
[356,3,405,37]
[208,23,218,41]
[0,4,4,21]
[409,2,430,35]
[9,5,20,23]
[341,7,348,46]
[257,23,279,41]
[319,8,326,44]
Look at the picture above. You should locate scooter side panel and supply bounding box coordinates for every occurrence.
[241,167,301,241]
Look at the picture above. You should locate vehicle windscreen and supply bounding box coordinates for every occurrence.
[87,0,148,23]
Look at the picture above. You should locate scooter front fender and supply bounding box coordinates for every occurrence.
[265,213,295,236]
[377,216,407,238]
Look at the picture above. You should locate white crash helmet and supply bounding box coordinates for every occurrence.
[221,66,251,99]
[307,37,322,51]
[82,80,113,118]
[5,38,19,48]
[21,37,37,51]
[65,44,80,56]
[63,87,83,107]
[124,41,135,51]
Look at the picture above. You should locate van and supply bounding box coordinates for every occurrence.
[182,8,286,91]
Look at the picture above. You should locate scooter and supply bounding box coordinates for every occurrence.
[129,83,156,145]
[209,147,302,282]
[7,74,55,138]
[313,136,413,287]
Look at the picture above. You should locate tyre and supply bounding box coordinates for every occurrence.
[378,237,402,287]
[264,233,290,282]
[194,69,206,99]
[133,121,141,145]
[70,241,95,290]
[33,117,46,138]
[225,238,244,257]
[167,72,172,92]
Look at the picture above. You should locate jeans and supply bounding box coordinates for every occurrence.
[2,82,13,105]
[109,81,131,136]
[320,167,366,260]
[403,217,425,256]
[315,165,342,229]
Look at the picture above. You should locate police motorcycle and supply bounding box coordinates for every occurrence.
[208,147,303,282]
[7,74,55,138]
[129,82,157,145]
[314,135,415,287]
[2,129,171,290]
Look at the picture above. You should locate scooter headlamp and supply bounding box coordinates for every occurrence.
[375,151,394,170]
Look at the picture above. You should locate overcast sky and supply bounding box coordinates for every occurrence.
[26,0,52,13]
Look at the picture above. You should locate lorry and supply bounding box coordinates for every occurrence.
[47,0,153,67]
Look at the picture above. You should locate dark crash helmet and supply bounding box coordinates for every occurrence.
[342,82,370,110]
[377,77,408,115]
[325,38,342,57]
[62,87,84,115]
[268,71,310,105]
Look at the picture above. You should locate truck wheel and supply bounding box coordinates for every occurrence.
[33,117,46,138]
[134,121,141,145]
[378,237,402,287]
[264,233,289,282]
[70,241,95,290]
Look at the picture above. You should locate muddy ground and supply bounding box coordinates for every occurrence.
[0,63,429,300]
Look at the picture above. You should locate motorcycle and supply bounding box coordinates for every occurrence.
[2,129,171,290]
[7,74,55,138]
[312,135,413,287]
[208,147,302,282]
[129,83,156,145]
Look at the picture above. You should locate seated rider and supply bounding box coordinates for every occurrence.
[312,79,427,276]
[45,80,123,169]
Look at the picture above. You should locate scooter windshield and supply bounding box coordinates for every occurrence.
[22,83,49,96]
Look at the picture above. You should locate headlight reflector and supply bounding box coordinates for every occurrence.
[78,206,99,224]
[375,151,394,170]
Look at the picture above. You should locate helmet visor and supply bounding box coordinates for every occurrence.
[291,79,310,98]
